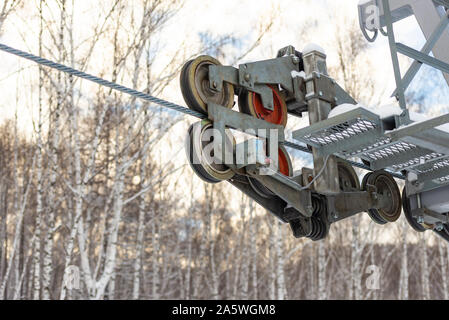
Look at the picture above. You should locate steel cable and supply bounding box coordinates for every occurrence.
[0,42,403,179]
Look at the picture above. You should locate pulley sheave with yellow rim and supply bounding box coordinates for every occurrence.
[180,55,234,114]
[185,120,235,183]
[362,171,401,224]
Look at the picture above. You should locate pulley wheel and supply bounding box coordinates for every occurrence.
[362,172,387,224]
[186,120,235,183]
[337,159,360,192]
[366,171,401,223]
[238,85,288,127]
[402,187,426,232]
[248,145,293,198]
[180,56,234,114]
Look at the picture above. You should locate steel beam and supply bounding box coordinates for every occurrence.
[396,43,449,74]
[303,48,340,193]
[382,0,407,111]
[392,11,449,97]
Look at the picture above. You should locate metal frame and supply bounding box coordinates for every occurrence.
[187,29,449,240]
[208,55,304,111]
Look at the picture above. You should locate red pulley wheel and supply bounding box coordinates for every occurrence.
[238,85,288,127]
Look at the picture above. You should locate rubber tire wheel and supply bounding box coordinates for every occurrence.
[180,56,234,114]
[185,121,235,183]
[368,171,402,223]
[402,187,426,232]
[238,85,288,127]
[362,172,388,225]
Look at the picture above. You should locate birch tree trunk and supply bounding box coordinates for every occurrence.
[398,218,409,300]
[308,245,316,299]
[275,221,287,300]
[317,240,326,299]
[350,218,362,300]
[33,4,44,299]
[42,0,66,300]
[420,233,431,300]
[438,238,448,299]
[249,201,258,299]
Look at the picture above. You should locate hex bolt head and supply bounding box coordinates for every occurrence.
[244,73,250,81]
[292,56,300,64]
[212,81,217,88]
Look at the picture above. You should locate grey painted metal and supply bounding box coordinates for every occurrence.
[327,191,387,223]
[369,146,434,171]
[208,102,284,170]
[386,113,449,141]
[433,0,449,7]
[207,102,285,141]
[335,83,357,105]
[392,11,449,97]
[291,103,449,189]
[359,0,449,85]
[382,0,407,111]
[411,208,449,224]
[417,166,449,184]
[208,65,275,110]
[292,107,382,154]
[209,55,300,110]
[303,49,340,194]
[396,43,449,74]
[407,177,449,196]
[246,167,314,217]
[238,56,297,92]
[401,129,449,155]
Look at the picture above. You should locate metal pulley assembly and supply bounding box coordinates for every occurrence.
[362,171,402,225]
[180,56,234,113]
[180,44,407,242]
[402,185,449,241]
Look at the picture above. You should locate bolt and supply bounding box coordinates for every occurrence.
[244,73,250,81]
[292,56,300,64]
[212,81,217,88]
[435,223,444,231]
[417,216,424,224]
[319,91,323,96]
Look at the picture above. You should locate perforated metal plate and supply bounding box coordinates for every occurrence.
[292,107,449,193]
